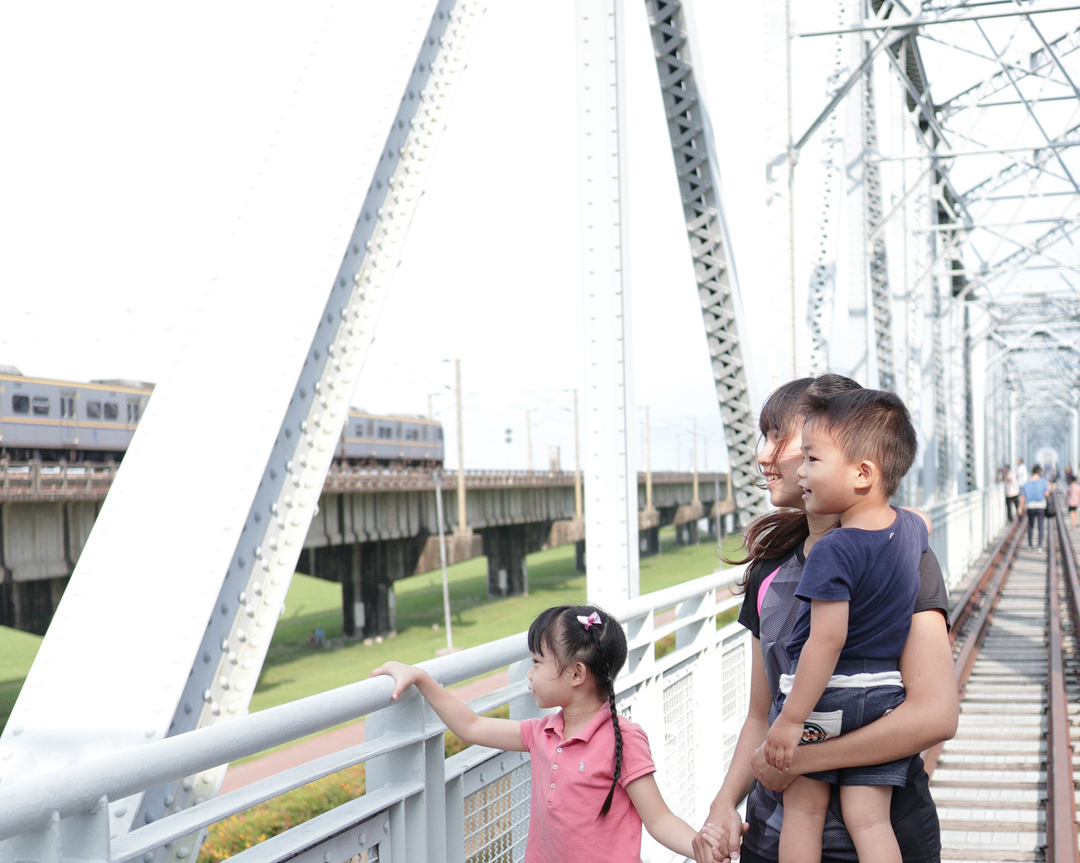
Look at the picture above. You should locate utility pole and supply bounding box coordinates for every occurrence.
[574,389,582,520]
[645,406,653,511]
[692,418,699,504]
[455,359,466,535]
[526,408,533,473]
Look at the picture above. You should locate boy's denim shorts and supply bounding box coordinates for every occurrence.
[773,659,910,787]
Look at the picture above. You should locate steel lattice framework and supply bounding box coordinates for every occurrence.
[763,0,1080,501]
[644,0,762,518]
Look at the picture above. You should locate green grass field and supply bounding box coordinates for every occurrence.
[0,527,743,731]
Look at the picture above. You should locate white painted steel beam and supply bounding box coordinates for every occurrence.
[576,0,641,605]
[0,3,485,860]
[643,0,764,521]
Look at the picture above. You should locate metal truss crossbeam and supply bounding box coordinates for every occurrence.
[645,0,763,520]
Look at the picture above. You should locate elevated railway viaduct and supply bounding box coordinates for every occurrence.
[0,461,730,636]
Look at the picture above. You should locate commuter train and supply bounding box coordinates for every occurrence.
[0,367,444,467]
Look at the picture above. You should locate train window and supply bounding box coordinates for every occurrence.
[12,395,29,414]
[437,427,443,441]
[104,402,119,421]
[356,424,365,437]
[127,402,140,422]
[86,401,102,419]
[60,396,75,419]
[405,428,419,441]
[394,422,402,439]
[32,397,49,416]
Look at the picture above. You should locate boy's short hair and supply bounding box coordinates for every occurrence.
[802,389,917,497]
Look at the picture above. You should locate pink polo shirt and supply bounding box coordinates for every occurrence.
[519,704,655,863]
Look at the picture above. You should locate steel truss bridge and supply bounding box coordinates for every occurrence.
[1,1,1079,860]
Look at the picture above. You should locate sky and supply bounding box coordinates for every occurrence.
[0,2,772,474]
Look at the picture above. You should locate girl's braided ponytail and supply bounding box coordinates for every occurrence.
[600,678,623,819]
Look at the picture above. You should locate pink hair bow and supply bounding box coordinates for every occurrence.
[577,612,602,630]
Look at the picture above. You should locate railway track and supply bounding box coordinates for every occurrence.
[928,503,1080,862]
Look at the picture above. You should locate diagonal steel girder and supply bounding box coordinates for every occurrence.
[644,0,765,520]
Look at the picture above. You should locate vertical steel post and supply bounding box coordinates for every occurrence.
[576,0,640,605]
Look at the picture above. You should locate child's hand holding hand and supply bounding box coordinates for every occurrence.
[763,715,803,772]
[370,661,426,700]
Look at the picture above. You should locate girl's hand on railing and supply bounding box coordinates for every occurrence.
[370,661,425,700]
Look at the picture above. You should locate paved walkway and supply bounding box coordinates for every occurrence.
[221,670,510,792]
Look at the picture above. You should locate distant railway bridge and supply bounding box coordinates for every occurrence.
[0,460,732,635]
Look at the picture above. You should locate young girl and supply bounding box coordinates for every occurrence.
[372,604,707,863]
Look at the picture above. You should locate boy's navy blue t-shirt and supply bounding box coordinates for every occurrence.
[787,506,928,664]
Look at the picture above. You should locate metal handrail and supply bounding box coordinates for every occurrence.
[0,569,738,845]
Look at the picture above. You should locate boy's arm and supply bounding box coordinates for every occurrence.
[751,608,957,789]
[626,773,698,859]
[371,661,525,752]
[901,506,933,536]
[763,599,847,772]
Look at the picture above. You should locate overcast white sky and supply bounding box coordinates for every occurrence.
[0,2,775,473]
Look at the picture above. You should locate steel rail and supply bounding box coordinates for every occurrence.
[1046,499,1080,863]
[948,517,1023,637]
[923,517,1022,776]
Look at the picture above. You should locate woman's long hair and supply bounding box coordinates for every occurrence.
[725,373,862,585]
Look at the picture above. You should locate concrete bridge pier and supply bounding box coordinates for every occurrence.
[309,536,428,639]
[675,521,699,546]
[639,526,660,556]
[0,500,98,634]
[480,523,551,597]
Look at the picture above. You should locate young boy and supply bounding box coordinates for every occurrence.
[762,388,929,863]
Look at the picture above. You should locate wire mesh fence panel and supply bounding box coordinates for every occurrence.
[662,668,696,824]
[721,635,748,771]
[463,762,531,863]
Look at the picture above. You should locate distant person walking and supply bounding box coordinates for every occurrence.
[1003,466,1020,522]
[1067,478,1080,530]
[1021,465,1050,551]
[1015,458,1028,489]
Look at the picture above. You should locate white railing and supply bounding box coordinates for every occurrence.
[926,485,1008,590]
[0,486,1005,862]
[0,569,749,863]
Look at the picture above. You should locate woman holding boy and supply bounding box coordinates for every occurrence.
[693,376,958,863]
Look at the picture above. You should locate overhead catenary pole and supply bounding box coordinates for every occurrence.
[645,406,653,511]
[692,417,699,504]
[526,408,533,473]
[574,388,582,520]
[455,358,467,534]
[434,471,453,652]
